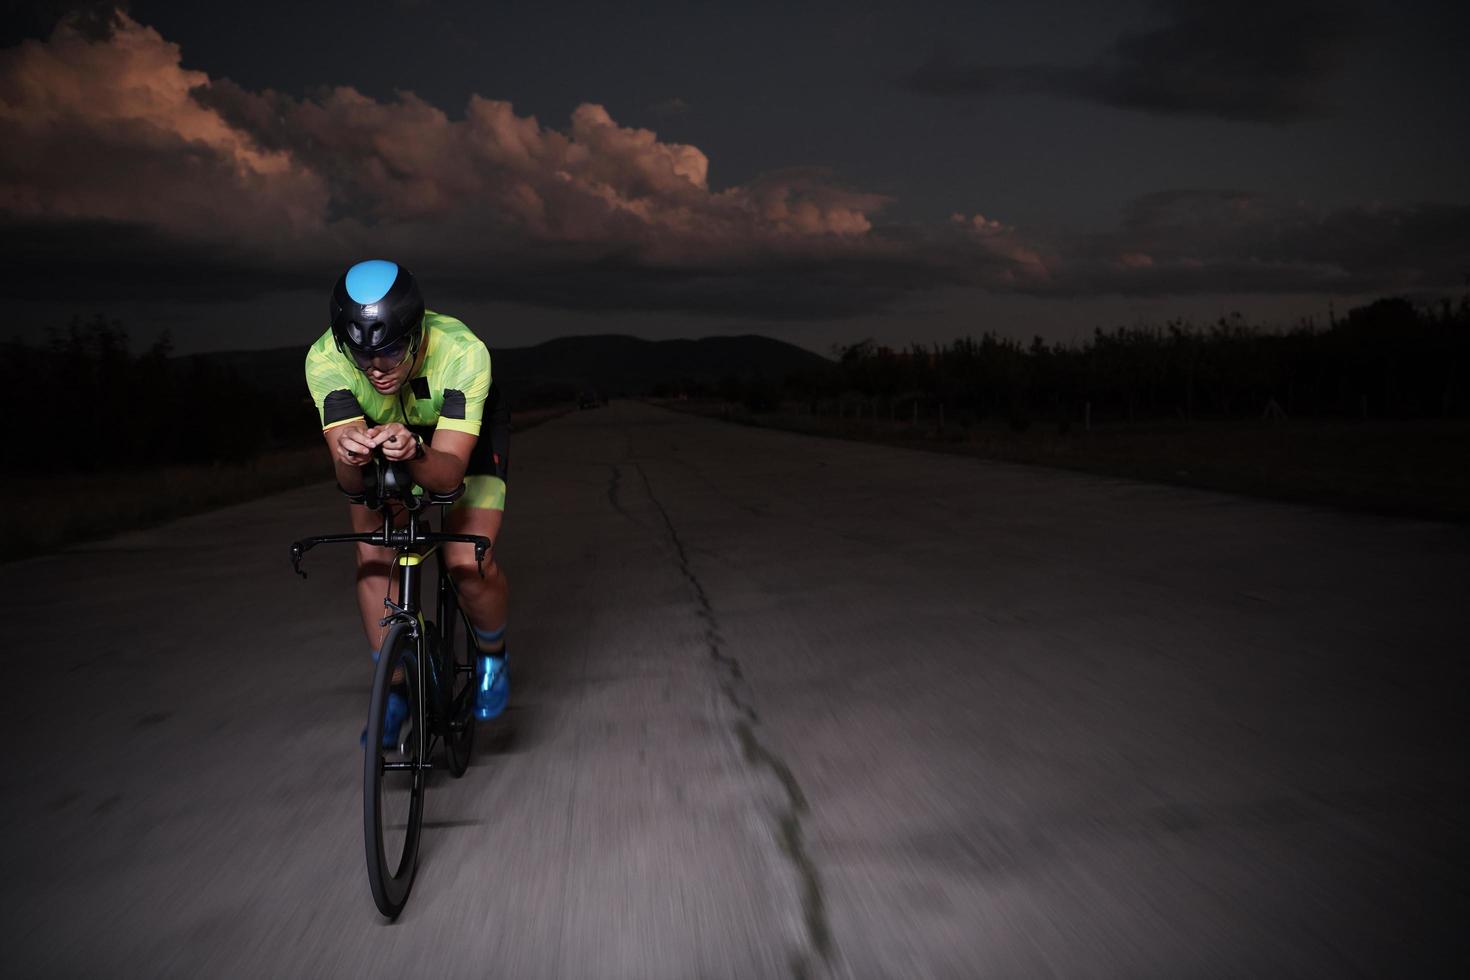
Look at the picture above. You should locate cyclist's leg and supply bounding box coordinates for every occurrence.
[353,502,414,743]
[445,478,509,720]
[445,387,510,648]
[350,500,412,654]
[443,492,507,644]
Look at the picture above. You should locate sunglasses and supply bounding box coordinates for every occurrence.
[348,336,414,372]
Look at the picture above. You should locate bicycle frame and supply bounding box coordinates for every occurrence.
[291,455,493,917]
[290,459,492,768]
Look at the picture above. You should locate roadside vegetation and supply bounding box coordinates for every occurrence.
[15,294,1467,557]
[653,296,1470,523]
[12,318,571,559]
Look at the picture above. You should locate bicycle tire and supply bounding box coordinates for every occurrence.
[439,576,476,778]
[364,621,425,918]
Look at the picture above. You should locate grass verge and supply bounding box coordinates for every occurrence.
[652,399,1470,524]
[10,406,576,561]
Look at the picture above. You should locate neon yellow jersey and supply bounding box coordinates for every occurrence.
[304,311,491,436]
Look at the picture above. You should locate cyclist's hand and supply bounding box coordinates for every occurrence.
[369,423,418,461]
[333,425,375,466]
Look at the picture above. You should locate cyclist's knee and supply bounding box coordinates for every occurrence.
[448,552,503,586]
[354,545,392,575]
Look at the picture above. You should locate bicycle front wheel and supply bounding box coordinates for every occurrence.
[364,621,425,918]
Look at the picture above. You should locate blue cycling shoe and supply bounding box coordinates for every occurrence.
[475,654,509,720]
[360,689,410,748]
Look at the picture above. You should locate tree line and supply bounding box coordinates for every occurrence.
[714,296,1470,427]
[22,316,312,474]
[23,295,1470,475]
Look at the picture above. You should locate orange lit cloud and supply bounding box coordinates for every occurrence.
[2,12,1462,315]
[0,14,326,243]
[197,81,887,257]
[0,12,888,269]
[947,212,1050,283]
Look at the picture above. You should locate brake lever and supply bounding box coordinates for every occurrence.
[475,540,488,578]
[291,542,308,579]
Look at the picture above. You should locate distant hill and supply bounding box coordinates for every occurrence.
[187,333,834,405]
[493,334,833,397]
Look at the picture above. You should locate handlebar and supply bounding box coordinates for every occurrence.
[290,451,489,579]
[290,528,491,579]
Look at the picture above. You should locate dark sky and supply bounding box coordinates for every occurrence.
[3,0,1468,354]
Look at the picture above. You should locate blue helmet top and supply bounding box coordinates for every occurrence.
[329,259,425,355]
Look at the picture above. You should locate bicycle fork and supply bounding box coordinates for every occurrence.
[381,552,435,773]
[380,637,432,773]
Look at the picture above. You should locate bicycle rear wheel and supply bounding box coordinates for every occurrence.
[364,621,425,918]
[439,577,476,777]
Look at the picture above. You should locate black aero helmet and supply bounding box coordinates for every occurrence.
[329,259,425,363]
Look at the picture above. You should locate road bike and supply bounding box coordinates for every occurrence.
[290,456,492,917]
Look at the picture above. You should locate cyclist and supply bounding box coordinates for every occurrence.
[305,259,510,744]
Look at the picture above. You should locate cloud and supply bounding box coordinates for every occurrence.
[881,191,1470,301]
[192,84,886,250]
[0,10,1462,321]
[0,12,940,315]
[0,0,123,46]
[906,1,1360,123]
[1055,190,1470,296]
[0,11,328,244]
[0,215,319,301]
[946,212,1051,283]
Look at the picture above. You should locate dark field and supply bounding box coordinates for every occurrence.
[15,402,1465,562]
[12,407,574,560]
[656,400,1470,524]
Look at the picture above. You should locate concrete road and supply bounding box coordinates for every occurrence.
[2,401,1465,978]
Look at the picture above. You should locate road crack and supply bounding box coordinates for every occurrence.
[607,463,633,522]
[633,460,833,978]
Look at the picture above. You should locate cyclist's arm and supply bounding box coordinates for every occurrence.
[306,334,374,491]
[402,328,489,493]
[325,420,375,492]
[406,429,475,493]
